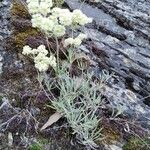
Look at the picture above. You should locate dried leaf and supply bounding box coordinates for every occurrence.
[40,112,62,131]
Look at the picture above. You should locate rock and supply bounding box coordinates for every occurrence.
[0,55,3,74]
[0,0,11,75]
[65,0,150,129]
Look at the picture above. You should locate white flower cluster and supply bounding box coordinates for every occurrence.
[22,45,56,72]
[26,0,92,37]
[23,0,92,72]
[27,0,53,16]
[72,10,92,26]
[64,33,87,47]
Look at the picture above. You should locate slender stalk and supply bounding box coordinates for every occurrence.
[37,71,54,101]
[46,35,51,52]
[55,37,60,75]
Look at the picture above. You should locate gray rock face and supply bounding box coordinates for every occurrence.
[65,0,150,129]
[0,0,11,75]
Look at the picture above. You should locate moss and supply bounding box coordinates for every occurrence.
[12,28,42,49]
[53,0,64,7]
[29,143,43,150]
[11,0,30,19]
[92,120,122,149]
[38,138,49,145]
[9,0,45,50]
[101,125,121,144]
[123,137,150,150]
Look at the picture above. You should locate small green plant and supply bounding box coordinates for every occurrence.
[123,137,150,150]
[29,143,43,150]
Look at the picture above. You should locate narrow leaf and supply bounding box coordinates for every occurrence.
[41,112,62,131]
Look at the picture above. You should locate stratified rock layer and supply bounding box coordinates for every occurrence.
[65,0,150,129]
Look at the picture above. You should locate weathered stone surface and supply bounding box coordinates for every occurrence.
[65,0,150,129]
[0,0,11,75]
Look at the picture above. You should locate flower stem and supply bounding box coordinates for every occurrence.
[55,37,60,74]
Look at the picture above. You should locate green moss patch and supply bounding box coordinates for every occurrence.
[11,0,31,19]
[123,137,150,150]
